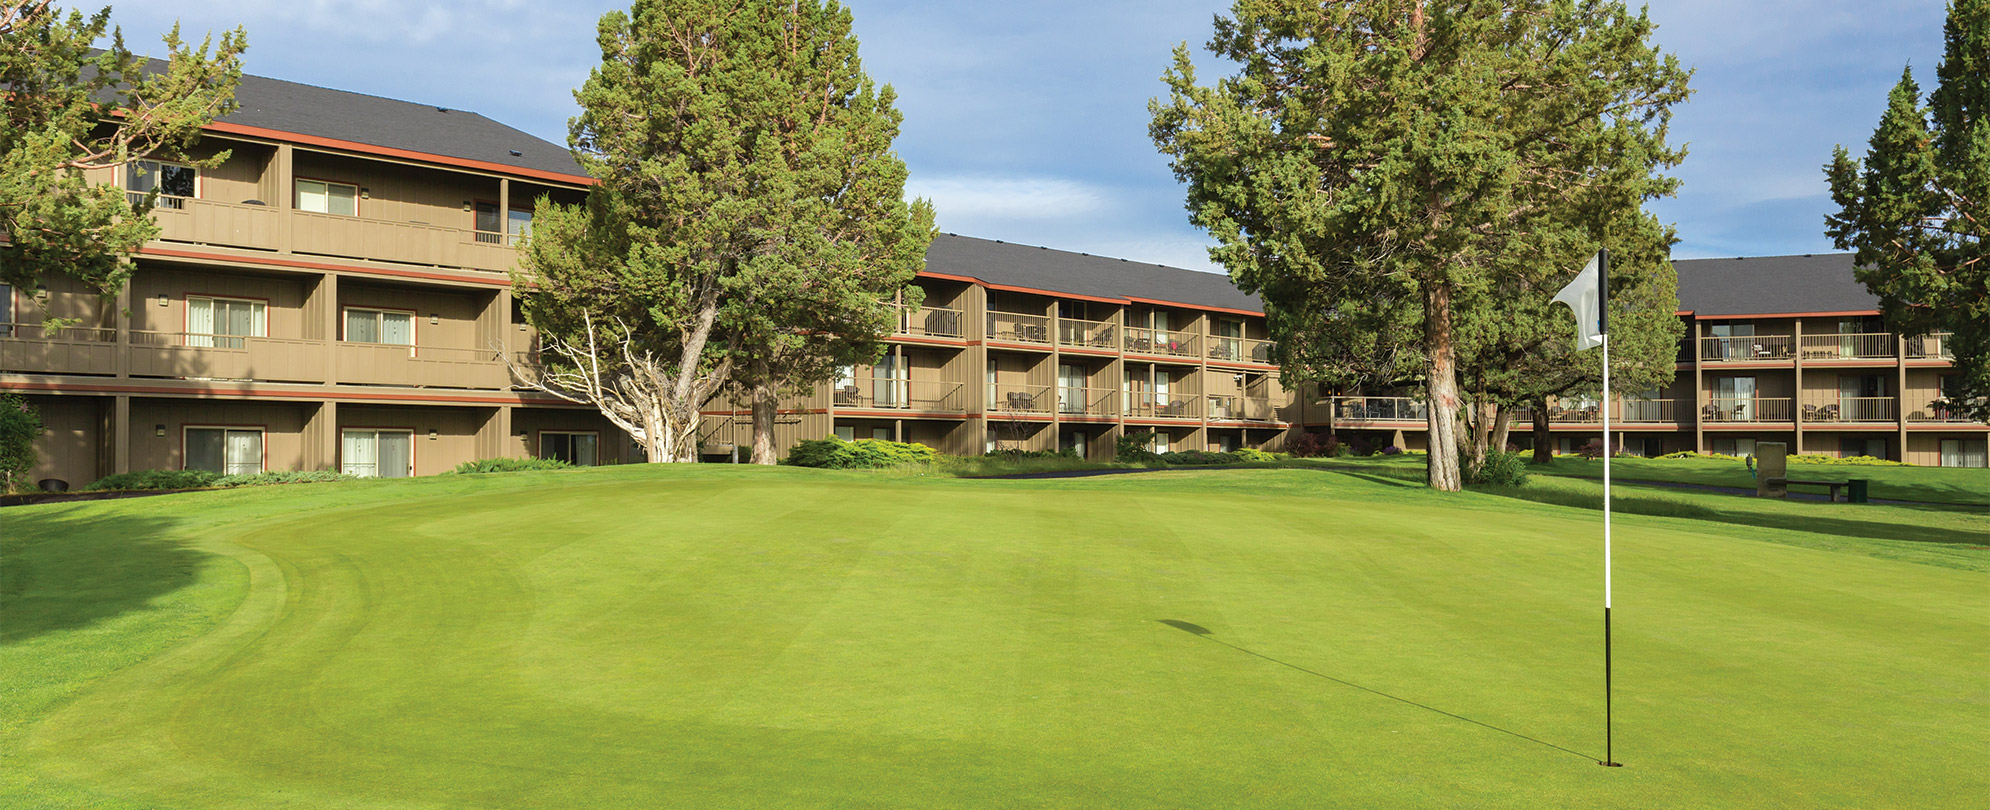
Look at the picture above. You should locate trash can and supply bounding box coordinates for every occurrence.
[1847,479,1869,504]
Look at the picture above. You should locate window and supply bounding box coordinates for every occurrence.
[342,429,413,478]
[1839,437,1887,460]
[187,296,266,348]
[128,160,198,208]
[296,179,359,216]
[1940,438,1987,468]
[186,427,263,475]
[872,427,892,442]
[507,208,533,244]
[0,283,11,337]
[835,426,856,442]
[344,307,415,346]
[1710,437,1757,458]
[540,431,599,466]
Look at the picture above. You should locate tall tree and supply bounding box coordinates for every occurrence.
[1826,0,1987,422]
[714,0,934,465]
[1151,0,1689,490]
[0,2,245,311]
[513,0,930,463]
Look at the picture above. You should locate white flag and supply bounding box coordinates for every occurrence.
[1553,252,1606,350]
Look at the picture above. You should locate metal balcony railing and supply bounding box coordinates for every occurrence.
[1206,394,1276,421]
[1124,328,1199,359]
[897,305,964,339]
[1700,396,1794,423]
[990,384,1053,414]
[1056,386,1118,416]
[1799,333,1895,360]
[1126,391,1200,419]
[1801,397,1894,423]
[1701,335,1795,361]
[833,377,965,412]
[1333,396,1427,422]
[1056,318,1116,349]
[988,312,1051,345]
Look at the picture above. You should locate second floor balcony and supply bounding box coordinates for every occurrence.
[149,197,518,274]
[1207,336,1276,365]
[894,305,964,339]
[832,377,966,412]
[1799,332,1895,361]
[1206,394,1277,422]
[1126,391,1201,420]
[1,324,512,390]
[1333,396,1427,423]
[1701,335,1795,362]
[1124,328,1199,359]
[1701,396,1794,423]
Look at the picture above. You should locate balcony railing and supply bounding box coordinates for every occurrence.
[1906,399,1984,423]
[987,312,1051,345]
[1616,398,1678,423]
[1056,318,1117,350]
[1799,333,1894,360]
[1126,391,1201,419]
[832,377,965,412]
[290,210,515,273]
[150,198,279,250]
[1801,397,1894,423]
[337,343,508,389]
[1124,328,1199,359]
[0,325,120,376]
[128,331,327,383]
[896,305,964,339]
[1208,336,1276,364]
[1701,335,1795,361]
[1207,394,1276,422]
[1333,396,1428,423]
[1700,396,1794,423]
[1906,333,1955,360]
[1056,386,1118,417]
[990,384,1053,414]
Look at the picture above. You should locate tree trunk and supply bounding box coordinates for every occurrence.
[1424,281,1463,491]
[1531,395,1553,464]
[1465,380,1494,475]
[1490,404,1514,455]
[749,381,779,465]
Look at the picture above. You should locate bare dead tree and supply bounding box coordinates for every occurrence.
[502,312,729,462]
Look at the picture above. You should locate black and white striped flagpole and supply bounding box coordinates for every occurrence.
[1598,248,1621,768]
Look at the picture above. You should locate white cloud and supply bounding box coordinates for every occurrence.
[907,175,1112,222]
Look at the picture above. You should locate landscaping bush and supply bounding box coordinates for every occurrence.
[783,436,937,469]
[212,470,356,487]
[982,448,1078,460]
[1115,430,1161,463]
[1464,449,1530,487]
[1233,447,1282,462]
[0,393,41,493]
[447,457,574,474]
[1657,450,1704,459]
[84,469,221,491]
[1379,445,1403,456]
[1284,432,1330,458]
[1789,454,1907,466]
[1577,439,1607,459]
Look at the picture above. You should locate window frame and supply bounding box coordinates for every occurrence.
[294,177,361,217]
[340,427,416,478]
[182,425,266,475]
[183,294,270,348]
[340,305,420,349]
[127,159,201,206]
[538,430,601,467]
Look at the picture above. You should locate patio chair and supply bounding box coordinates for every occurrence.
[1701,403,1721,422]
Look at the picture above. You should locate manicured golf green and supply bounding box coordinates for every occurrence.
[3,466,1985,808]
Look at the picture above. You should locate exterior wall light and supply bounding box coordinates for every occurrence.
[154,424,166,437]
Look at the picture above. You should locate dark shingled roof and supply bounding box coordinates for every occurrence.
[204,66,585,179]
[925,234,1263,313]
[1673,253,1879,316]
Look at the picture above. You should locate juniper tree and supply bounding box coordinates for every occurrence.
[514,0,930,463]
[1151,0,1689,489]
[0,1,245,313]
[1826,0,1987,421]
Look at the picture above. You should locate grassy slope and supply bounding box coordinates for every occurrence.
[1520,454,1990,506]
[1,466,1984,809]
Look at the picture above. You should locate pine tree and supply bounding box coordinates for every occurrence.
[1151,1,1690,489]
[1826,0,1987,421]
[514,0,931,463]
[0,2,245,310]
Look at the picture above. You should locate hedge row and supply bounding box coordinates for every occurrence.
[84,469,355,491]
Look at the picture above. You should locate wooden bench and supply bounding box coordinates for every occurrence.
[1785,479,1849,502]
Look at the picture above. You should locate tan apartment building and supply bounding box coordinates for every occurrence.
[1321,254,1988,467]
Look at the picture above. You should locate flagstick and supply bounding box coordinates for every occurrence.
[1601,331,1620,767]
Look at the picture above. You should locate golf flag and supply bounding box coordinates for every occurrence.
[1553,252,1608,350]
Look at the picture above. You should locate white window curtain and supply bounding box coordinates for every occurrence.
[297,180,357,216]
[225,430,263,475]
[188,297,215,347]
[381,312,414,346]
[346,309,378,343]
[342,430,377,477]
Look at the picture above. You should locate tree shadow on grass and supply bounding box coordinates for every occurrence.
[0,506,207,645]
[1157,620,1601,763]
[1470,482,1990,547]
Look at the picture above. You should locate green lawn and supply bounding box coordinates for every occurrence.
[3,466,1985,808]
[1523,453,1990,506]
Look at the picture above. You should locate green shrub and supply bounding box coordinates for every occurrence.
[783,436,938,469]
[84,469,221,491]
[1657,450,1705,459]
[982,448,1078,460]
[1232,447,1282,462]
[446,457,574,474]
[1465,449,1530,487]
[1789,454,1907,466]
[1115,430,1161,463]
[212,470,356,487]
[0,393,42,493]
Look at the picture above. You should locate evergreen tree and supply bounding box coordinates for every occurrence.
[0,1,246,311]
[1151,0,1689,489]
[1826,0,1987,421]
[514,0,931,463]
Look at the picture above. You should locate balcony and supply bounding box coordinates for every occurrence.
[1906,333,1955,360]
[1056,386,1119,417]
[1906,399,1984,423]
[895,305,964,339]
[0,326,120,376]
[1799,333,1894,361]
[988,312,1051,345]
[1524,399,1681,424]
[337,343,509,389]
[1333,396,1428,423]
[832,377,965,412]
[1056,318,1117,350]
[1700,396,1794,423]
[991,384,1053,414]
[1207,394,1277,422]
[1800,397,1894,423]
[1126,392,1201,420]
[1701,335,1795,362]
[150,198,281,251]
[1124,328,1199,359]
[127,331,327,383]
[1208,336,1276,365]
[290,210,516,274]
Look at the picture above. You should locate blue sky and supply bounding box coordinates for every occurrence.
[105,0,1949,272]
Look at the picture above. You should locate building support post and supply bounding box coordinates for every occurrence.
[1793,318,1805,455]
[112,395,131,474]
